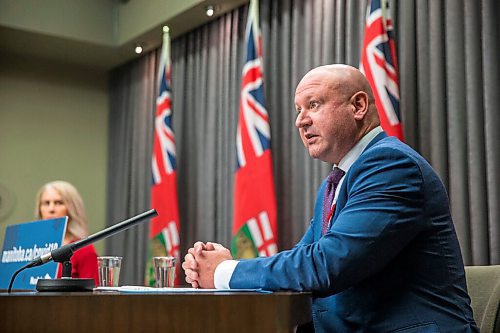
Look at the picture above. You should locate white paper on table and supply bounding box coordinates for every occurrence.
[94,285,271,293]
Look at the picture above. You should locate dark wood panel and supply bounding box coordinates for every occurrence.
[0,291,311,333]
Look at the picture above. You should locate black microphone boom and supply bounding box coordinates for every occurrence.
[8,209,158,293]
[31,208,158,267]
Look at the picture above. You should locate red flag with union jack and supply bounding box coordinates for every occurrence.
[360,0,404,140]
[232,0,278,259]
[146,27,181,285]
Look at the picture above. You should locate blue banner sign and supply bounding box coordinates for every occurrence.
[0,217,67,290]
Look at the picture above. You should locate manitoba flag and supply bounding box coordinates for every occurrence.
[146,27,181,285]
[360,0,404,140]
[232,0,278,259]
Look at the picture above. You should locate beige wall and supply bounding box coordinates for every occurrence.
[0,52,108,254]
[116,0,202,43]
[0,0,202,46]
[0,0,115,45]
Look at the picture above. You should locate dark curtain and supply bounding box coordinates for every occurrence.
[107,0,500,285]
[106,56,156,284]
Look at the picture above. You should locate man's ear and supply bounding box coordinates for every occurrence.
[351,91,369,120]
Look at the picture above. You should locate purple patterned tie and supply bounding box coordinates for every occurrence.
[322,167,345,234]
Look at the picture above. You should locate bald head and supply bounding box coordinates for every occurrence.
[300,64,375,105]
[294,64,380,164]
[297,64,379,127]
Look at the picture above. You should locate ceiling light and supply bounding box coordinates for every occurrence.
[206,5,214,17]
[134,45,143,54]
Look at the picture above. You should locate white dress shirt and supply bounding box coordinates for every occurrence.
[214,126,384,289]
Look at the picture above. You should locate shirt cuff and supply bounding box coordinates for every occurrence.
[214,260,238,289]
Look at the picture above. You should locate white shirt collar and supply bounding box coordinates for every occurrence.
[336,126,383,173]
[332,126,383,204]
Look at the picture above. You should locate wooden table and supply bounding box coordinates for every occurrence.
[0,290,311,332]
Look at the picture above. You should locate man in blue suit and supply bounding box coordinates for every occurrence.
[182,65,478,332]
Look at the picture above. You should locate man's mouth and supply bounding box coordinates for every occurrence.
[303,133,319,145]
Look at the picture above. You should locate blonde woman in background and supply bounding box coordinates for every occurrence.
[35,181,99,285]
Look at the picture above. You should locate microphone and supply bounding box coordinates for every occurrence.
[8,208,158,293]
[29,251,52,267]
[29,208,158,267]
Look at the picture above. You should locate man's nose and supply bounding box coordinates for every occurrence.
[295,111,310,128]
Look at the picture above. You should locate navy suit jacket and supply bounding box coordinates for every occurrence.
[230,133,478,332]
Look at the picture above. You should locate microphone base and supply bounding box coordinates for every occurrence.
[36,278,95,292]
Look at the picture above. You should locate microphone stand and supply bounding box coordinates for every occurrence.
[9,209,158,292]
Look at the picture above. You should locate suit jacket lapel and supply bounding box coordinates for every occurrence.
[329,131,389,229]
